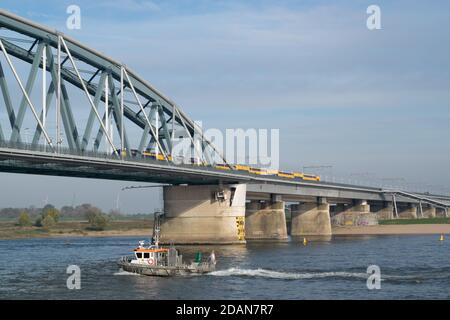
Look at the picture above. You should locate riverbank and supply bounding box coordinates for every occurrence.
[0,220,153,240]
[332,224,450,235]
[3,220,449,240]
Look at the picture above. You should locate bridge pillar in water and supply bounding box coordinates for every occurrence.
[244,195,288,240]
[160,184,247,244]
[331,200,377,226]
[398,203,418,219]
[290,197,332,236]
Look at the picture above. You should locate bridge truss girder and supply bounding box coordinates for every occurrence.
[0,10,228,166]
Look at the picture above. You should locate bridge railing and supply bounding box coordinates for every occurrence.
[0,138,115,160]
[0,138,254,177]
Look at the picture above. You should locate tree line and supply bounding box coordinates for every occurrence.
[1,204,151,231]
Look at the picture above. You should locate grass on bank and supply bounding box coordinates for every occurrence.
[0,219,154,240]
[379,217,450,225]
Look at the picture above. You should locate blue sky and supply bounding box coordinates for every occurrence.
[0,1,449,212]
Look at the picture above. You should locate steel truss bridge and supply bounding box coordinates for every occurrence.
[0,10,449,213]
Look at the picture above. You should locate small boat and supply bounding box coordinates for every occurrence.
[117,212,216,276]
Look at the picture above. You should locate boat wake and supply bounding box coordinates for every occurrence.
[114,269,140,276]
[208,268,368,280]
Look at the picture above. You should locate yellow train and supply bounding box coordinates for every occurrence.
[277,171,295,179]
[293,172,304,179]
[303,173,321,181]
[213,163,321,182]
[234,164,251,172]
[215,163,231,170]
[249,167,271,175]
[142,151,173,161]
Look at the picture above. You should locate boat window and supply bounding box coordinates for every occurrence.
[136,252,142,258]
[143,253,150,259]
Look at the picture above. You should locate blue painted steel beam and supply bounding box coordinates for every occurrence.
[0,61,18,132]
[81,71,107,151]
[31,81,54,145]
[0,10,229,164]
[9,41,44,142]
[138,105,157,152]
[0,11,192,131]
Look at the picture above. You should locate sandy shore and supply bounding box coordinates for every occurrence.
[3,223,449,240]
[332,224,450,235]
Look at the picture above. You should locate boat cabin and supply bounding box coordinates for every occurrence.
[130,240,181,267]
[132,247,169,266]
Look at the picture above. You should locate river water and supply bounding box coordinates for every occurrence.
[0,235,449,299]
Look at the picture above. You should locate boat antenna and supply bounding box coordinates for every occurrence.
[153,211,163,248]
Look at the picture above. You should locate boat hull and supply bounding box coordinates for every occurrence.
[117,260,215,277]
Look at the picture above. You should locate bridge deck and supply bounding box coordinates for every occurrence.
[2,145,450,205]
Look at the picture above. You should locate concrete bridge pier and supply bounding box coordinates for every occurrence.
[436,207,448,217]
[398,203,418,219]
[331,200,376,226]
[245,195,288,240]
[421,205,436,218]
[290,197,332,236]
[372,202,394,220]
[160,184,247,244]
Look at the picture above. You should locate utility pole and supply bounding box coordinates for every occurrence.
[116,184,171,213]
